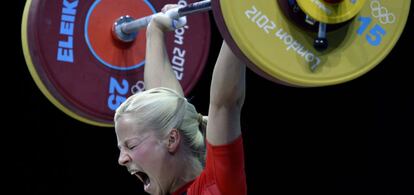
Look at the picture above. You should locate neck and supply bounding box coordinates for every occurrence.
[170,155,202,193]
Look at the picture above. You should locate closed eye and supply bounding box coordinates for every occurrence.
[128,145,137,150]
[123,135,152,151]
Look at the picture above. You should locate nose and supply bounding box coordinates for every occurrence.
[118,150,131,166]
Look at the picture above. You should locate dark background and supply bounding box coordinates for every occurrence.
[7,0,413,194]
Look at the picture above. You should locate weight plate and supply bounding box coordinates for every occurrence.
[22,0,211,126]
[211,0,410,87]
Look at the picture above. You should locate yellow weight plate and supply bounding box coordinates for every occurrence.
[297,0,366,24]
[216,0,411,87]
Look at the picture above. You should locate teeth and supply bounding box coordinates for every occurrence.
[144,182,151,191]
[128,169,139,175]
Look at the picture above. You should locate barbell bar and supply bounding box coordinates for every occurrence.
[113,0,212,42]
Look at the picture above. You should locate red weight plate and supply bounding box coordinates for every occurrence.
[22,0,211,126]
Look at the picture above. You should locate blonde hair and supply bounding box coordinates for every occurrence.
[114,87,207,165]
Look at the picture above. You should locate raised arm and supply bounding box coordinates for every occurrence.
[144,9,184,96]
[207,42,246,145]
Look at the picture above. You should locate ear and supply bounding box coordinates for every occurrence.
[166,129,180,153]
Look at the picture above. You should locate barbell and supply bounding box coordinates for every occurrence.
[22,0,411,126]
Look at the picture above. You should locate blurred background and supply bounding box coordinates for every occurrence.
[7,0,413,194]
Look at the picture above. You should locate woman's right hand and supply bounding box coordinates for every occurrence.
[149,4,187,32]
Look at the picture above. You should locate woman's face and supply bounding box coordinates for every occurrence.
[115,115,172,194]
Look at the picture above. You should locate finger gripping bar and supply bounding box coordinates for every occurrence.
[120,0,211,34]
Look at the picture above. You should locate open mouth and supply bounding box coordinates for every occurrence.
[135,171,151,191]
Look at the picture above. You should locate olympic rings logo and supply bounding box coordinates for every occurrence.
[131,80,145,94]
[370,0,395,24]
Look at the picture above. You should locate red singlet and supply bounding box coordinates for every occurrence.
[172,136,247,195]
